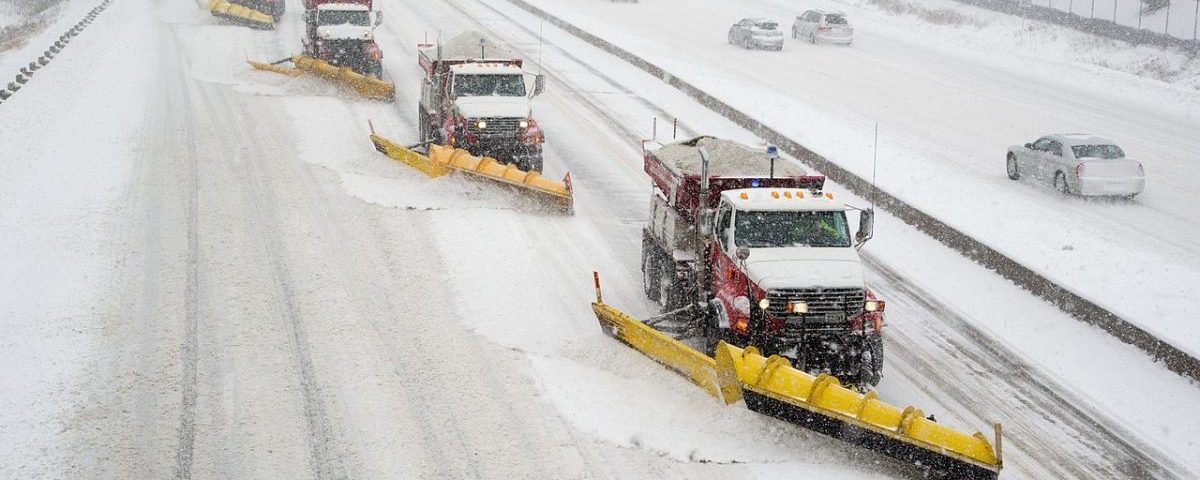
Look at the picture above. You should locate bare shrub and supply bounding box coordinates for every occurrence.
[865,0,986,27]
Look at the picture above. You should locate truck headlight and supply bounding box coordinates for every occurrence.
[758,298,770,310]
[788,302,808,314]
[519,120,529,129]
[864,300,884,312]
[477,120,487,129]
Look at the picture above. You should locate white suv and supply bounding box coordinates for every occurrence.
[793,10,854,45]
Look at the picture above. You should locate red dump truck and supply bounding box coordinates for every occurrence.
[302,0,383,77]
[417,31,547,172]
[641,136,885,386]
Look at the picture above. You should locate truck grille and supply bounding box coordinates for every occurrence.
[324,40,365,58]
[766,287,864,325]
[465,117,523,139]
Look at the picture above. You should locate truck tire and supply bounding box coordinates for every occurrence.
[641,248,661,302]
[856,334,884,387]
[517,145,543,172]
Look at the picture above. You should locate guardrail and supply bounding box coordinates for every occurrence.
[0,0,114,105]
[502,0,1200,383]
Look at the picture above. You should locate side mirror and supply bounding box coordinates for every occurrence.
[374,11,383,27]
[855,209,875,247]
[736,246,751,262]
[531,74,546,97]
[1024,143,1033,149]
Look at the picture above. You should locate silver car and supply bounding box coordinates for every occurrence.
[728,18,784,51]
[792,10,853,45]
[1006,133,1145,197]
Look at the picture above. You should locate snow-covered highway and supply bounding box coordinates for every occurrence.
[1,0,1197,478]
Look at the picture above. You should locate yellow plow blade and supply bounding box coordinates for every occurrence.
[291,55,395,100]
[247,59,301,77]
[368,126,452,178]
[588,272,1002,480]
[207,0,274,29]
[247,55,395,101]
[715,343,1003,480]
[591,300,732,403]
[368,123,573,213]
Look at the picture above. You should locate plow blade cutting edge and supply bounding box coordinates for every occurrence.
[368,123,573,213]
[248,55,395,100]
[589,272,1002,480]
[207,0,274,29]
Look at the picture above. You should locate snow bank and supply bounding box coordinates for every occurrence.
[0,0,156,475]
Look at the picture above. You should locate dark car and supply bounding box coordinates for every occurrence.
[728,18,784,50]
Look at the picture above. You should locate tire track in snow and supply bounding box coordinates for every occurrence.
[211,85,351,480]
[173,67,350,477]
[171,40,202,480]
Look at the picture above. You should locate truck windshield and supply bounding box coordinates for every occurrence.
[453,74,526,97]
[735,210,851,248]
[318,10,369,26]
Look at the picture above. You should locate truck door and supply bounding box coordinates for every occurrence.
[711,204,744,312]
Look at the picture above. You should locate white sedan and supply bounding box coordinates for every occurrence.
[1006,133,1145,197]
[792,10,854,45]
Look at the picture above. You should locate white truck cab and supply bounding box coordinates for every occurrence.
[446,63,536,120]
[713,188,867,292]
[314,4,378,41]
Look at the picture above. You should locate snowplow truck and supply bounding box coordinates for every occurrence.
[302,0,383,77]
[418,31,546,172]
[641,136,885,387]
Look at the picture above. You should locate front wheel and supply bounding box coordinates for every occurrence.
[791,27,797,39]
[1054,172,1072,195]
[857,335,884,387]
[1006,154,1020,180]
[515,145,543,172]
[809,32,817,44]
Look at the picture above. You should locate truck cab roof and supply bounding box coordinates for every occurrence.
[721,188,847,212]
